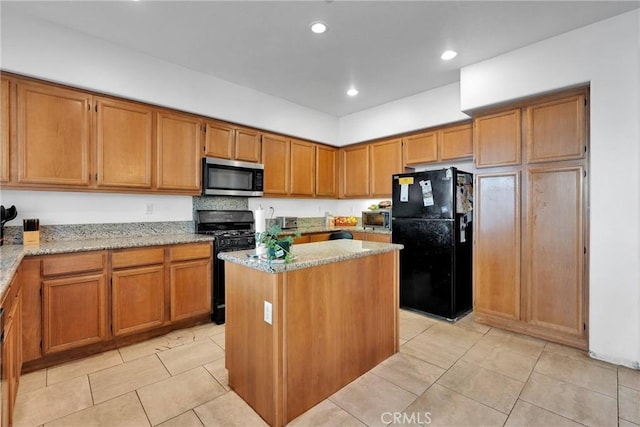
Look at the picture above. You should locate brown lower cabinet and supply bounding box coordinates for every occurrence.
[2,271,23,427]
[19,241,213,378]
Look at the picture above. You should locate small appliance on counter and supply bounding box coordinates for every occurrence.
[0,205,18,246]
[23,218,40,246]
[266,216,298,229]
[362,209,391,230]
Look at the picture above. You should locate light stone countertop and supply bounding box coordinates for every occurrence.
[0,234,215,301]
[279,226,391,236]
[218,239,403,274]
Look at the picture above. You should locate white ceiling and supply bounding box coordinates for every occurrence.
[3,1,639,117]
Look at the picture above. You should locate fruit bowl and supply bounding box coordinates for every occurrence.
[334,216,358,226]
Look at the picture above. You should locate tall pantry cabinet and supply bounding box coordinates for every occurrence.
[473,88,589,349]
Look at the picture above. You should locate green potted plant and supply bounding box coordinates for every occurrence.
[256,224,300,263]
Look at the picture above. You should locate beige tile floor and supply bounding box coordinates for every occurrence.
[13,310,640,427]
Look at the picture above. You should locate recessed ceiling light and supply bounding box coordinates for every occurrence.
[441,50,458,61]
[310,22,327,34]
[346,88,359,97]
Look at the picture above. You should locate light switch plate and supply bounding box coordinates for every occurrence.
[264,301,272,325]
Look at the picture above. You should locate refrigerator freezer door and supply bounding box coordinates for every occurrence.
[393,218,456,318]
[392,170,454,219]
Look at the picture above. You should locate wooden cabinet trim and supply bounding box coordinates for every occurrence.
[41,252,106,277]
[403,131,438,165]
[170,258,212,321]
[474,108,522,168]
[112,265,165,336]
[439,122,473,161]
[112,247,165,269]
[169,242,212,262]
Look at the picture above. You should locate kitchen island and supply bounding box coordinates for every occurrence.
[218,239,403,426]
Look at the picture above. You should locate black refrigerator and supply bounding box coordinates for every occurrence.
[392,167,473,320]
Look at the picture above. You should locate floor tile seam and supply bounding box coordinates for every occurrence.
[448,358,528,389]
[543,344,618,372]
[510,399,590,426]
[134,389,154,427]
[368,370,421,398]
[618,370,640,392]
[620,413,640,425]
[529,371,619,402]
[201,362,229,392]
[208,335,225,352]
[539,348,620,374]
[187,407,207,427]
[434,380,514,416]
[46,355,127,387]
[326,395,383,427]
[531,362,619,399]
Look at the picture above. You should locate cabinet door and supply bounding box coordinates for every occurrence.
[156,111,201,192]
[112,265,165,336]
[370,138,402,197]
[42,273,107,354]
[341,145,369,197]
[96,97,153,188]
[365,233,392,243]
[403,132,437,165]
[17,81,91,186]
[234,128,261,162]
[1,77,10,183]
[293,235,311,244]
[262,133,290,195]
[316,145,337,198]
[524,166,585,339]
[170,259,212,321]
[290,139,315,196]
[309,233,330,242]
[439,123,473,161]
[473,172,521,320]
[526,94,586,163]
[204,120,234,159]
[474,109,521,168]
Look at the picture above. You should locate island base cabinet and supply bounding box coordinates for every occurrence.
[42,274,107,354]
[225,251,399,426]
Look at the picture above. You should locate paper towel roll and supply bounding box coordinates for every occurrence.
[254,208,265,233]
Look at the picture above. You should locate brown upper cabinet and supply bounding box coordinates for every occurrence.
[155,110,202,193]
[369,138,403,197]
[95,97,153,189]
[17,80,92,186]
[403,122,473,166]
[474,108,522,168]
[203,120,261,163]
[525,93,586,163]
[340,145,370,197]
[403,131,438,165]
[340,138,403,198]
[439,122,473,161]
[290,139,316,197]
[262,133,291,195]
[1,77,11,183]
[315,145,337,198]
[262,134,324,197]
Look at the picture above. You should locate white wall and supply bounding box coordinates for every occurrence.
[0,9,338,145]
[461,10,640,368]
[0,190,192,225]
[337,82,470,145]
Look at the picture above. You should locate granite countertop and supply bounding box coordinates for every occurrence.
[279,226,391,236]
[0,234,215,301]
[218,239,403,274]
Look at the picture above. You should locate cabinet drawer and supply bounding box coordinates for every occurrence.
[169,243,212,262]
[42,252,105,276]
[112,247,165,269]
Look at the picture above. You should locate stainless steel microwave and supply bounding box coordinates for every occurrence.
[362,209,391,230]
[202,157,264,197]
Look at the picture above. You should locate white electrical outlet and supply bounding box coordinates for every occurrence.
[264,301,272,325]
[145,203,153,215]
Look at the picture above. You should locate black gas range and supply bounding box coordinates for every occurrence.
[196,210,256,324]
